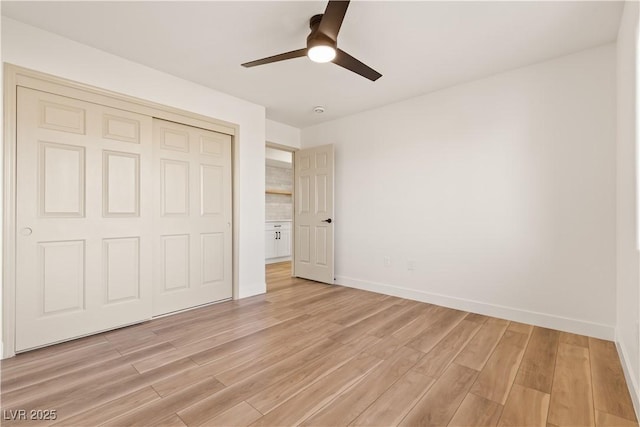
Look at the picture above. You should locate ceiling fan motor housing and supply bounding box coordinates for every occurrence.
[307,14,337,50]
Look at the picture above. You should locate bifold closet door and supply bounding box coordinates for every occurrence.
[152,119,232,316]
[15,87,153,351]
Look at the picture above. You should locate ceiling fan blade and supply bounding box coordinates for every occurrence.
[333,49,382,81]
[318,1,350,41]
[242,48,307,68]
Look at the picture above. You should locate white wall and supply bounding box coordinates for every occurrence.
[302,44,617,339]
[1,17,267,305]
[616,0,640,414]
[266,147,292,164]
[266,119,301,149]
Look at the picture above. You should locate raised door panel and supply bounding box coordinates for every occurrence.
[161,160,190,216]
[159,127,190,152]
[39,100,85,134]
[297,225,311,263]
[298,153,311,171]
[39,240,86,315]
[103,237,140,303]
[201,164,223,216]
[39,142,85,217]
[102,114,140,144]
[200,134,229,157]
[201,233,224,285]
[298,175,311,215]
[315,175,328,215]
[315,227,328,266]
[162,235,190,291]
[103,151,140,217]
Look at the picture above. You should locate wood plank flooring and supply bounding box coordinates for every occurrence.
[1,261,637,427]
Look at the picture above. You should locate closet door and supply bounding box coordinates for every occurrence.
[15,87,153,351]
[152,119,232,316]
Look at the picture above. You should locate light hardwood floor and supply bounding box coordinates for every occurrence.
[1,261,637,426]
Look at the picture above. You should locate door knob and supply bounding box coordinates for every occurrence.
[20,227,33,236]
[322,218,332,224]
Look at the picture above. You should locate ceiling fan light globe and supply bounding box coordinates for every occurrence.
[308,45,336,63]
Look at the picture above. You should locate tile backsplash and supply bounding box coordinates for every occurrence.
[266,165,292,220]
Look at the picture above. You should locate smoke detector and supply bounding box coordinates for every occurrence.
[313,106,325,114]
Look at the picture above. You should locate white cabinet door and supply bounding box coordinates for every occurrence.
[277,229,291,257]
[152,119,232,316]
[265,230,277,259]
[16,87,153,351]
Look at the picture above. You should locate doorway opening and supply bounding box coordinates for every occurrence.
[265,146,295,287]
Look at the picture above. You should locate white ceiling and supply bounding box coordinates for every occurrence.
[3,1,624,128]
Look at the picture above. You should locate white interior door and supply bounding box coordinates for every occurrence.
[152,119,232,316]
[16,87,153,351]
[294,144,334,284]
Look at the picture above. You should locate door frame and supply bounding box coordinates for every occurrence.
[265,142,298,277]
[3,64,241,358]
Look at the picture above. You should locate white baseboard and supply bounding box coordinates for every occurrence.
[335,275,615,340]
[616,332,640,420]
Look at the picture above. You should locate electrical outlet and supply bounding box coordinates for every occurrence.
[407,259,416,271]
[384,256,391,267]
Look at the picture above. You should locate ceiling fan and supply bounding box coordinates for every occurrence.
[241,0,382,81]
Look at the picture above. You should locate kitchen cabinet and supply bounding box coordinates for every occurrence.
[266,221,291,263]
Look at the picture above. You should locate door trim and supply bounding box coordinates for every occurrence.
[3,64,241,358]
